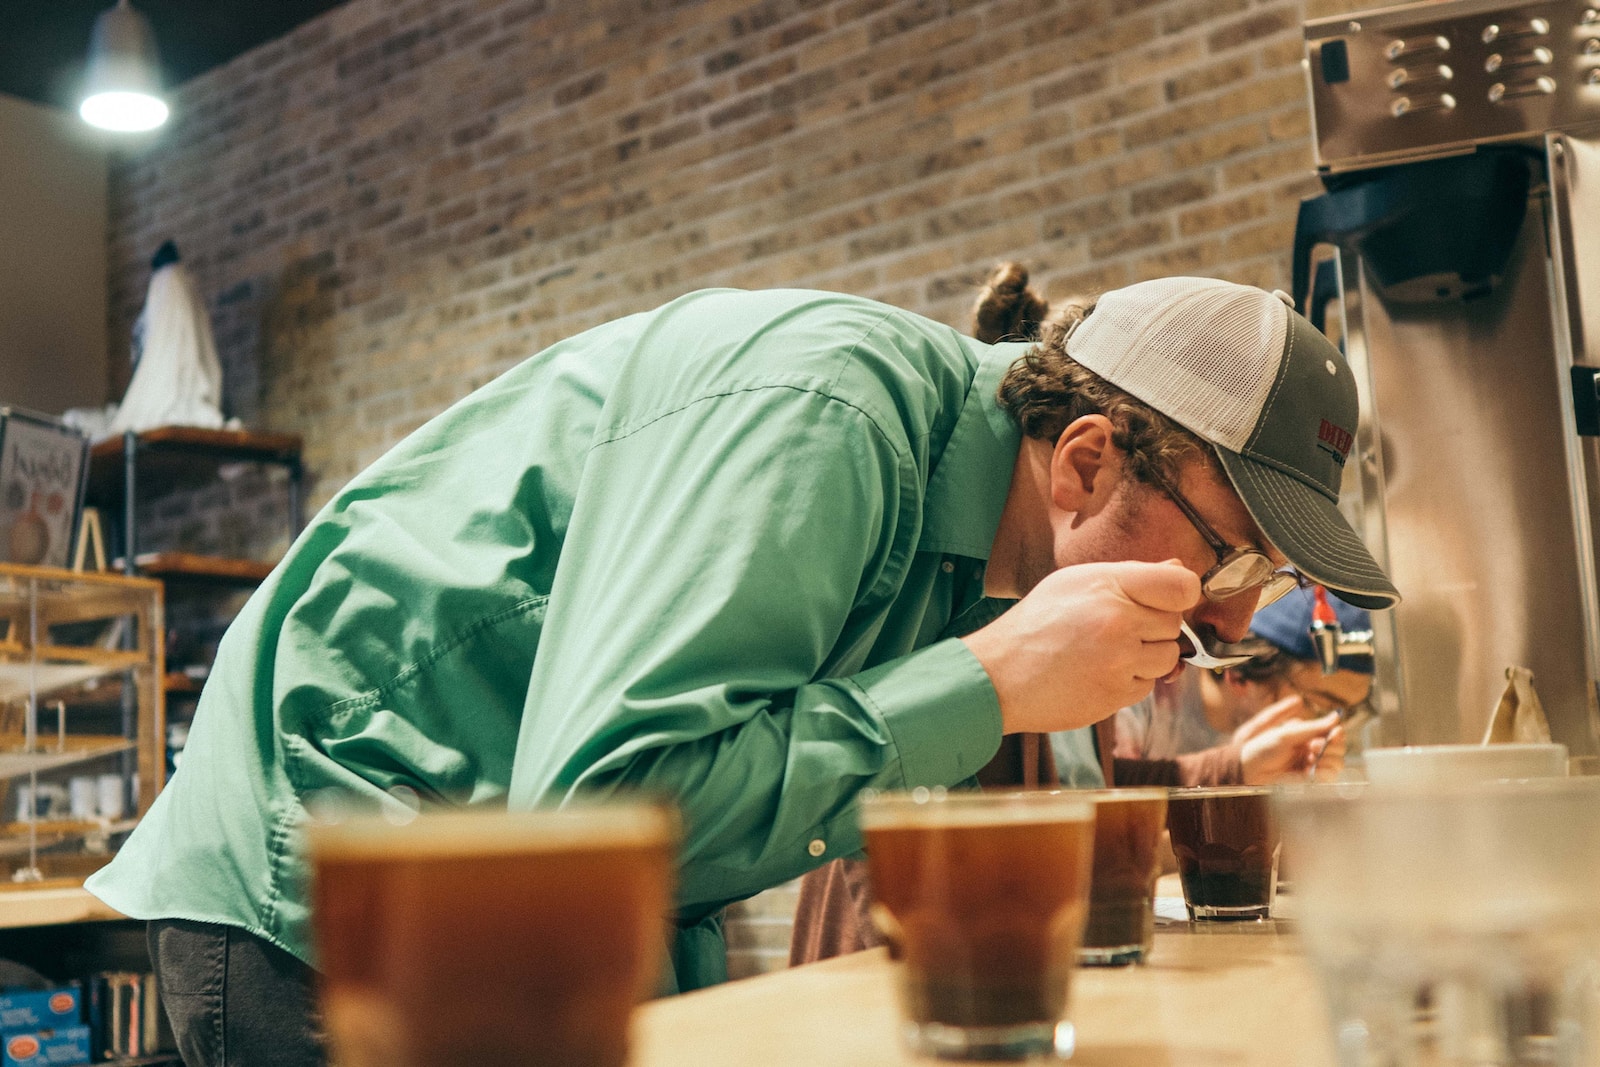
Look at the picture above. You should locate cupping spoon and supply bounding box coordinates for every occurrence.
[1179,620,1252,670]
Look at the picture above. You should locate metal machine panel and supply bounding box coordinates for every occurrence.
[1306,0,1600,171]
[1337,195,1599,749]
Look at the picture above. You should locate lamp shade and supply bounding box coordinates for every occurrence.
[79,0,169,132]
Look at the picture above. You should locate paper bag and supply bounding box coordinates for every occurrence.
[1481,666,1553,745]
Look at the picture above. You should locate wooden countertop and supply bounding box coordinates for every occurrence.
[634,884,1333,1067]
[0,883,127,928]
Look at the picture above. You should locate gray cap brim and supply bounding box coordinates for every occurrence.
[1216,448,1400,610]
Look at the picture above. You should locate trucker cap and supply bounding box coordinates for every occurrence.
[1064,276,1399,610]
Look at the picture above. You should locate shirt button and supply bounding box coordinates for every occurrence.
[941,561,955,573]
[807,839,826,857]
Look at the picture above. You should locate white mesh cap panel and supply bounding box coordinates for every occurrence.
[1063,277,1286,452]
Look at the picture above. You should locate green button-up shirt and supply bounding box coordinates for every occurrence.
[88,288,1025,989]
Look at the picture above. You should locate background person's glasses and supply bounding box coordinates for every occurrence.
[1146,468,1300,609]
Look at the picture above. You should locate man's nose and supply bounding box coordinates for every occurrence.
[1194,590,1261,644]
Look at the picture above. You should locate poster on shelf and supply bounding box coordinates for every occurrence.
[0,409,89,570]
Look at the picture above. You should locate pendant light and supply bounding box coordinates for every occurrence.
[79,0,169,133]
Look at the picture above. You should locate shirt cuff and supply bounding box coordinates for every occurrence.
[847,637,1003,788]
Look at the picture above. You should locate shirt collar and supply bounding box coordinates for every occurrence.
[919,340,1026,558]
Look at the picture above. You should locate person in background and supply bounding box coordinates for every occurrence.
[1116,589,1372,777]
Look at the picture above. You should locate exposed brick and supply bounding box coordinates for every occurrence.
[867,0,947,43]
[1163,0,1248,35]
[709,95,769,128]
[1041,199,1121,240]
[1222,218,1295,260]
[1052,263,1132,300]
[1075,83,1162,126]
[1131,176,1215,215]
[1178,190,1272,236]
[1268,106,1313,143]
[847,224,916,260]
[1206,7,1299,53]
[1089,220,1169,258]
[1223,142,1314,188]
[647,118,703,151]
[1166,56,1255,102]
[735,55,798,92]
[1135,238,1223,276]
[1171,121,1271,168]
[1030,66,1111,110]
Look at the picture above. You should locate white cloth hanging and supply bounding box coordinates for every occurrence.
[107,261,225,434]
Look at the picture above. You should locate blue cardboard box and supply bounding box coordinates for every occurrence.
[0,1025,91,1067]
[0,990,78,1033]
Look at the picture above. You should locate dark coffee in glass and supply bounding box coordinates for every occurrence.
[861,790,1095,1061]
[1080,789,1168,965]
[1166,786,1279,921]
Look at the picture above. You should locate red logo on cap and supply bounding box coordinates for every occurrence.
[48,992,74,1015]
[1317,418,1353,463]
[7,1035,39,1060]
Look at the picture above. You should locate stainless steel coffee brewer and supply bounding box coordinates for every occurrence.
[1295,0,1600,752]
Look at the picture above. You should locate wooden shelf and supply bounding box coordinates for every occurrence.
[0,818,137,858]
[0,646,145,669]
[0,735,136,781]
[0,662,134,707]
[87,427,303,503]
[163,672,203,695]
[126,553,273,587]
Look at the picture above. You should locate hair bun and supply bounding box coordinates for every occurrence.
[972,262,1051,343]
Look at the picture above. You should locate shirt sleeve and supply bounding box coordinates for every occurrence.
[506,383,1003,909]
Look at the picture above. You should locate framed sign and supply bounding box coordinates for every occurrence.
[0,407,90,569]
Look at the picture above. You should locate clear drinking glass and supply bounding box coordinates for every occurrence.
[1079,788,1168,965]
[1166,785,1279,920]
[308,802,676,1067]
[1278,778,1600,1067]
[860,789,1095,1061]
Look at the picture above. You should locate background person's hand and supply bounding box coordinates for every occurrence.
[1235,695,1344,783]
[960,559,1200,735]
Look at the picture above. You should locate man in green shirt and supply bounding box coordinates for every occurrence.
[89,278,1395,1067]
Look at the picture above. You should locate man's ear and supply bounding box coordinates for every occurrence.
[1049,414,1118,513]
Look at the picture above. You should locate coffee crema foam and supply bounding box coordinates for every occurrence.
[308,806,676,859]
[860,796,1095,831]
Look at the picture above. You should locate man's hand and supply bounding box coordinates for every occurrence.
[1235,696,1346,784]
[960,560,1200,735]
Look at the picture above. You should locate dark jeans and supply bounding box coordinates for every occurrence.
[147,919,324,1067]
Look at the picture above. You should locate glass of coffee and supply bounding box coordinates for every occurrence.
[1166,785,1278,921]
[860,788,1095,1061]
[308,802,676,1067]
[1079,788,1168,965]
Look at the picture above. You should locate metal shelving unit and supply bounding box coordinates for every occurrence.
[85,427,302,732]
[87,426,303,586]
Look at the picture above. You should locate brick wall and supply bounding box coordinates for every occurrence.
[110,0,1372,513]
[106,0,1372,977]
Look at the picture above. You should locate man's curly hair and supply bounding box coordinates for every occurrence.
[972,262,1219,486]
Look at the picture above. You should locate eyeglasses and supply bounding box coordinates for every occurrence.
[1146,468,1302,609]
